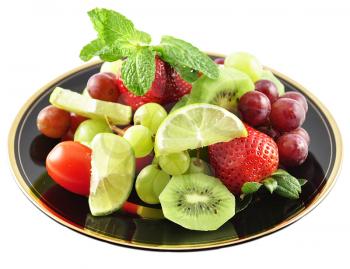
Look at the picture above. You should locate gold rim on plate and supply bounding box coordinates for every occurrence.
[8,56,343,250]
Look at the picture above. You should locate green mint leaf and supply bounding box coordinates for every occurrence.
[88,8,137,43]
[262,177,278,194]
[133,30,152,45]
[121,47,156,95]
[241,182,262,194]
[156,35,219,79]
[235,194,252,213]
[88,8,151,45]
[81,8,152,62]
[98,45,124,61]
[80,39,104,61]
[274,174,301,199]
[99,39,138,59]
[80,39,124,62]
[298,178,307,186]
[174,65,199,83]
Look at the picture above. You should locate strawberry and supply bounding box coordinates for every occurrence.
[164,65,192,103]
[116,79,161,110]
[208,124,279,195]
[116,56,167,110]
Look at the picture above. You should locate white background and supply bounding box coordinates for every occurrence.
[1,0,349,268]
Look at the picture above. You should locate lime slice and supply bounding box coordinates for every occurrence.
[50,87,132,125]
[154,103,247,156]
[89,133,135,216]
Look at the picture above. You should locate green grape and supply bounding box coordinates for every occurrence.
[134,103,167,135]
[123,125,154,158]
[152,172,171,199]
[186,157,212,175]
[100,60,122,75]
[135,164,170,204]
[224,52,263,82]
[158,151,190,176]
[74,119,112,146]
[152,156,159,165]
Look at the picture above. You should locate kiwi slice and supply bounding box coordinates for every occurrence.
[159,173,235,231]
[169,94,190,113]
[188,66,254,113]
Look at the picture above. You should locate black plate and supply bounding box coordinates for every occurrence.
[8,57,342,250]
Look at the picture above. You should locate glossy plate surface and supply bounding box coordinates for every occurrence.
[8,56,342,250]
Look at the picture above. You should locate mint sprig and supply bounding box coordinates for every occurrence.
[80,39,126,62]
[241,169,307,200]
[121,47,156,96]
[173,65,199,83]
[155,36,219,80]
[88,8,151,45]
[80,8,219,95]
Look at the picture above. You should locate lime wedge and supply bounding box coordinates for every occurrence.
[89,133,135,216]
[154,103,247,156]
[50,87,132,125]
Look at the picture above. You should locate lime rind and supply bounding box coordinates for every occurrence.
[155,103,247,156]
[89,133,135,216]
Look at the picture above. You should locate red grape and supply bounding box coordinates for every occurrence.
[214,58,225,64]
[255,79,279,103]
[238,91,271,126]
[37,105,71,138]
[257,126,280,140]
[135,153,154,174]
[70,113,87,132]
[280,92,308,112]
[288,127,310,145]
[103,72,116,79]
[87,72,119,102]
[270,98,305,132]
[61,129,74,141]
[61,113,88,141]
[277,133,308,166]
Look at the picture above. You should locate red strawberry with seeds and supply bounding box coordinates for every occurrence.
[208,124,279,195]
[116,56,167,110]
[116,79,161,110]
[164,65,192,103]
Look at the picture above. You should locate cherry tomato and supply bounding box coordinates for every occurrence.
[46,141,92,196]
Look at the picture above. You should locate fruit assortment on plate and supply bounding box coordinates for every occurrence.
[36,8,310,231]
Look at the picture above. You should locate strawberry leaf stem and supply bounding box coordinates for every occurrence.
[240,169,307,201]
